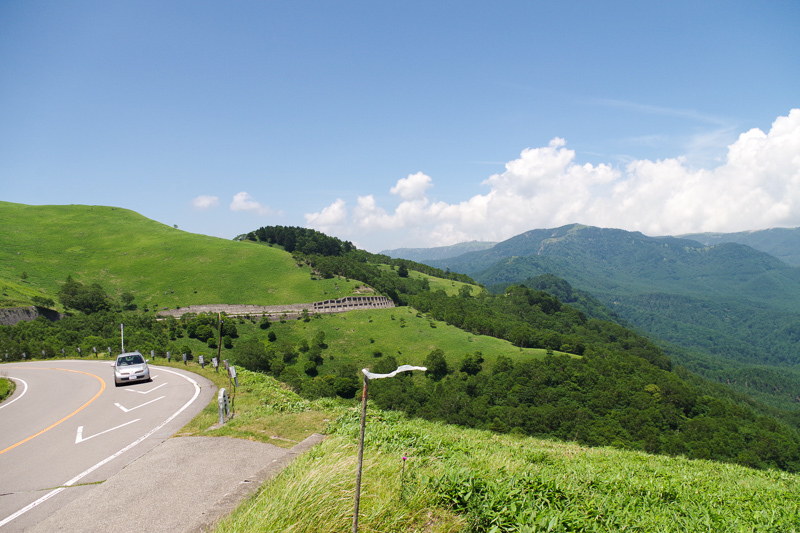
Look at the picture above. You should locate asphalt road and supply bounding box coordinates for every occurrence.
[0,360,214,532]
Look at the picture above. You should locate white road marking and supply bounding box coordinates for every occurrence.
[114,396,165,413]
[75,419,141,444]
[125,382,166,394]
[0,367,201,529]
[0,377,28,410]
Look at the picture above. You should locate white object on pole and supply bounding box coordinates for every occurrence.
[362,365,426,380]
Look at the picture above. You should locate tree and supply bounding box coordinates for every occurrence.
[57,276,110,314]
[398,263,409,278]
[231,338,272,372]
[195,324,213,342]
[120,291,136,310]
[313,330,326,348]
[424,348,449,381]
[31,296,55,309]
[460,351,484,375]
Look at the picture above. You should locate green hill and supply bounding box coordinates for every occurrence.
[0,202,361,310]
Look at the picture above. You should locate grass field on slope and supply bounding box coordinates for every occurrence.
[193,369,800,533]
[0,202,361,309]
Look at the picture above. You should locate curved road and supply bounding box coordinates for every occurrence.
[0,360,214,532]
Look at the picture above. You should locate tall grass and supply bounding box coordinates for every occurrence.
[212,378,800,532]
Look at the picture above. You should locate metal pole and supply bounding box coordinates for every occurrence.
[352,375,369,533]
[217,313,223,362]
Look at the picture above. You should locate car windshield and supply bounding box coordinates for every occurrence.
[119,355,144,366]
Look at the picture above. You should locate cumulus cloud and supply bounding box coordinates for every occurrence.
[305,109,800,250]
[230,191,274,215]
[192,195,219,209]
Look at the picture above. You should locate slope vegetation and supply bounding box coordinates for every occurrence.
[0,202,360,310]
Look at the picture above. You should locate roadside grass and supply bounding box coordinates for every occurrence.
[0,202,361,310]
[0,376,14,402]
[161,362,332,449]
[212,380,800,533]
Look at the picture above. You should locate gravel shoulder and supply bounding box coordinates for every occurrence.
[25,434,325,533]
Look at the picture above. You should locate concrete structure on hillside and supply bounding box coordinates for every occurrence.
[155,296,394,320]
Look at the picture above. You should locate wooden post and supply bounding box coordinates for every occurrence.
[352,375,369,533]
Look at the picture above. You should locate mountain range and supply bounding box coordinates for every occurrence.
[385,223,800,410]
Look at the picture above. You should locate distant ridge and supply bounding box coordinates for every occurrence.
[679,227,800,266]
[381,240,496,262]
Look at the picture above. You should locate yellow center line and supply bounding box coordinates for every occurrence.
[0,367,106,456]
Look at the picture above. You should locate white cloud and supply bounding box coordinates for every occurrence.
[390,172,432,200]
[230,191,274,216]
[304,198,348,231]
[192,195,219,209]
[305,110,800,251]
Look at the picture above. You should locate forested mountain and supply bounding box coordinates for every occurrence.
[381,240,497,262]
[681,227,800,266]
[423,224,800,410]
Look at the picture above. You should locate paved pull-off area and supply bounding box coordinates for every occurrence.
[25,434,325,533]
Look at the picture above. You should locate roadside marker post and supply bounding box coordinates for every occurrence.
[199,355,205,369]
[167,351,171,362]
[182,353,187,365]
[218,388,230,425]
[352,365,426,533]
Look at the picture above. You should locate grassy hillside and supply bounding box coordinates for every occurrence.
[205,369,800,533]
[0,202,361,310]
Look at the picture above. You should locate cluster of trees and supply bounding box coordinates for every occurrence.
[242,226,476,291]
[367,351,800,472]
[243,225,356,256]
[55,275,137,314]
[228,329,362,399]
[0,306,240,361]
[408,284,671,371]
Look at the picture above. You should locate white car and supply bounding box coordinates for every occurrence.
[112,352,151,386]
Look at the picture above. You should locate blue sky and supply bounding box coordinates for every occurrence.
[1,1,798,252]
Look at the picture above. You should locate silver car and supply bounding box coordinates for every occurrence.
[112,352,151,386]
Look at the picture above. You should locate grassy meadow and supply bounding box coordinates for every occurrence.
[0,202,361,310]
[192,369,800,533]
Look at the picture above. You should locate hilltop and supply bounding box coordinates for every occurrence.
[681,226,800,266]
[381,240,497,262]
[0,202,361,311]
